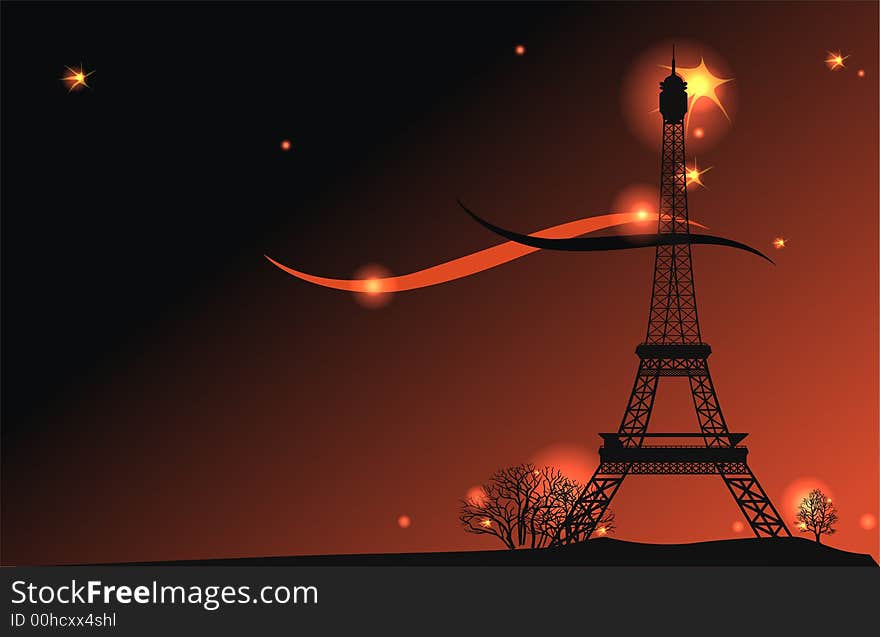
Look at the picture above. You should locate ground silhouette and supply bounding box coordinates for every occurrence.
[125,537,876,567]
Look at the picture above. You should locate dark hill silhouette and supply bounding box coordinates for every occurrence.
[128,537,876,567]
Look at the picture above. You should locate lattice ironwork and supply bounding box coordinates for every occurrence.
[560,61,791,542]
[638,356,709,376]
[645,121,700,345]
[598,461,749,475]
[722,473,790,537]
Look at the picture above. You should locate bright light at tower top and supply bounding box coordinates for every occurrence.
[621,42,737,151]
[661,56,733,126]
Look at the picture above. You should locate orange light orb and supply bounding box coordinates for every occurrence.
[352,263,393,309]
[860,513,877,530]
[515,45,525,56]
[857,69,865,77]
[364,278,382,294]
[529,443,597,483]
[772,237,786,249]
[694,127,705,139]
[465,486,487,506]
[731,521,745,533]
[611,183,659,230]
[480,518,493,528]
[280,139,292,151]
[596,526,607,536]
[397,515,411,529]
[782,477,834,519]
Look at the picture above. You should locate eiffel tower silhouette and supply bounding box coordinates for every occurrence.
[554,50,792,543]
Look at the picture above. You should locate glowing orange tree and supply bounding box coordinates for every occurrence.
[460,464,615,549]
[795,488,839,544]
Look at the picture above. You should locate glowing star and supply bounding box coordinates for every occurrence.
[280,139,291,151]
[797,522,808,530]
[685,158,713,189]
[596,526,607,536]
[61,64,94,92]
[515,45,525,56]
[857,69,865,78]
[694,127,705,139]
[480,519,493,528]
[825,51,849,70]
[661,57,733,130]
[772,237,787,249]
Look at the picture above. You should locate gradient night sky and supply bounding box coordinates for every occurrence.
[2,1,877,565]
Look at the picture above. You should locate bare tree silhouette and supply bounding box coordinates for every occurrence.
[795,488,838,544]
[460,464,615,549]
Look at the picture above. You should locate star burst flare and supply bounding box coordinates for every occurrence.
[62,64,94,92]
[825,51,849,71]
[686,158,713,188]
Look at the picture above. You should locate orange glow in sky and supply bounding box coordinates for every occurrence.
[731,521,745,533]
[364,278,382,294]
[610,183,661,230]
[515,44,525,56]
[280,139,291,151]
[773,237,787,249]
[782,477,834,519]
[397,515,411,529]
[465,486,487,506]
[529,443,596,484]
[694,127,705,139]
[351,264,393,308]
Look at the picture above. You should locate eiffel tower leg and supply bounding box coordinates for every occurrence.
[555,363,659,545]
[720,467,792,537]
[555,467,626,545]
[688,361,791,537]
